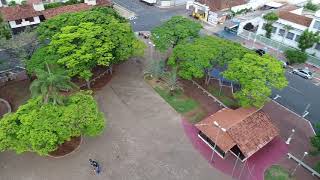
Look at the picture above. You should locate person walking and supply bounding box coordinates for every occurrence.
[89,159,101,174]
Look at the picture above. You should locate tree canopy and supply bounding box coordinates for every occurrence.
[29,7,145,83]
[0,91,105,156]
[168,36,251,79]
[37,7,126,41]
[0,14,11,40]
[263,12,278,38]
[151,16,202,51]
[223,54,288,107]
[298,30,320,52]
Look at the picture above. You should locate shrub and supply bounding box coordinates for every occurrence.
[8,0,16,6]
[44,2,64,9]
[0,91,105,156]
[284,49,308,64]
[304,0,319,11]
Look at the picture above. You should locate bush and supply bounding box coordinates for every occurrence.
[44,2,64,9]
[8,0,16,6]
[304,0,319,11]
[0,91,105,156]
[284,49,308,64]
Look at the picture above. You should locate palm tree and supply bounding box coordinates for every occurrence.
[30,63,78,105]
[144,60,165,80]
[161,67,183,95]
[277,25,293,58]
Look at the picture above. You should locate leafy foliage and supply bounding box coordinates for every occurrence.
[44,0,84,9]
[284,49,307,64]
[37,7,126,41]
[144,60,165,79]
[304,0,319,11]
[223,54,288,108]
[168,36,251,80]
[298,30,320,52]
[30,8,144,82]
[0,91,105,156]
[0,14,11,40]
[0,28,38,60]
[8,0,16,6]
[263,12,278,38]
[151,16,202,51]
[30,64,77,105]
[310,124,320,156]
[26,46,59,74]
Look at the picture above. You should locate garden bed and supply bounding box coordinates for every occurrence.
[49,136,82,157]
[147,78,206,124]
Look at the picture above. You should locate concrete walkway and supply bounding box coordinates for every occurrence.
[0,60,230,180]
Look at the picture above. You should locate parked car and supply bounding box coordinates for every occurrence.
[255,49,266,56]
[138,32,150,39]
[292,68,313,79]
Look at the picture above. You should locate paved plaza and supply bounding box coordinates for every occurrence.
[0,60,230,180]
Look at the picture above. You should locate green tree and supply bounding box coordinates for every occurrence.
[304,0,319,11]
[298,30,320,52]
[37,7,126,41]
[8,0,16,6]
[0,91,105,156]
[284,49,307,64]
[223,54,288,108]
[144,60,165,79]
[26,46,59,74]
[263,12,279,38]
[30,63,77,105]
[0,14,11,40]
[0,28,38,60]
[151,16,202,51]
[168,36,222,79]
[161,67,183,95]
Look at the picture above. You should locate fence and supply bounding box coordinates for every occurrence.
[238,30,320,67]
[287,153,320,178]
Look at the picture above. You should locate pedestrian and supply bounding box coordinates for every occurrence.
[89,159,101,174]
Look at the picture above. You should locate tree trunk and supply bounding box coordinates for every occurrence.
[86,79,91,89]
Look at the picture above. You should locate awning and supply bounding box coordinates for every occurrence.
[265,2,283,8]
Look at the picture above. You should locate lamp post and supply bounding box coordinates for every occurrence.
[210,121,226,163]
[285,129,295,145]
[291,152,308,176]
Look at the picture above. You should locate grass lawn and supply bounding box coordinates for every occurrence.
[207,85,239,109]
[265,165,293,180]
[154,86,199,114]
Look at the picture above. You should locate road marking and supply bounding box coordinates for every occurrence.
[287,85,303,95]
[273,94,281,100]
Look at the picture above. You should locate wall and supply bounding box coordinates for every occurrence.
[9,16,41,29]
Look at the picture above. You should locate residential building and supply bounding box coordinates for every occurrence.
[255,8,320,57]
[0,0,111,34]
[195,108,279,161]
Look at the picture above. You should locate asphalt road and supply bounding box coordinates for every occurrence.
[112,0,187,31]
[272,72,320,127]
[113,0,320,127]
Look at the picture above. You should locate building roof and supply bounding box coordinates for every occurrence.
[278,11,313,27]
[196,0,246,11]
[195,108,279,158]
[0,5,42,21]
[42,3,91,19]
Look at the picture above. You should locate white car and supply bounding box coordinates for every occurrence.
[292,68,313,79]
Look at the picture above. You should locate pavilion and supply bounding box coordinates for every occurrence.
[195,107,279,162]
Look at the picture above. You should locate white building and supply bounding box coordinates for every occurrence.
[256,8,320,57]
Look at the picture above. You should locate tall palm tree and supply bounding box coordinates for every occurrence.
[161,67,183,95]
[30,63,78,105]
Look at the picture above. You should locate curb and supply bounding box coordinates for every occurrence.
[48,136,83,159]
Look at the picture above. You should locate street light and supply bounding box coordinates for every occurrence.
[291,151,308,176]
[210,121,226,163]
[285,129,295,145]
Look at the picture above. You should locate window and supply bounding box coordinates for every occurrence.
[25,17,34,22]
[315,43,320,51]
[278,29,285,36]
[286,32,295,40]
[271,26,277,33]
[15,19,22,25]
[313,20,320,30]
[295,35,300,42]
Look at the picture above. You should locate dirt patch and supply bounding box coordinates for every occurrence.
[181,79,222,115]
[49,136,81,157]
[0,79,31,111]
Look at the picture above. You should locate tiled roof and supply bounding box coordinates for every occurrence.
[196,0,246,11]
[0,5,42,21]
[42,3,92,19]
[278,11,313,27]
[195,108,279,158]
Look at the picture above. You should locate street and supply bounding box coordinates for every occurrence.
[113,0,320,127]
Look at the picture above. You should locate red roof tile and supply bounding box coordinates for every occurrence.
[196,0,246,11]
[278,11,313,27]
[42,3,92,19]
[195,108,279,158]
[0,5,42,21]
